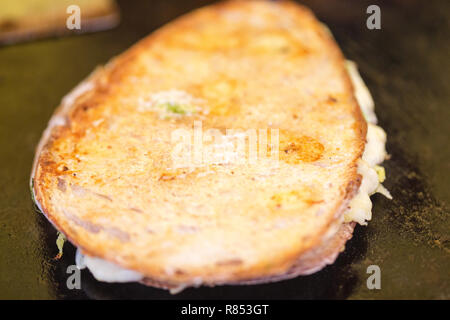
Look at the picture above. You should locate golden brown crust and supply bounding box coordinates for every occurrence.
[32,0,367,288]
[139,222,357,291]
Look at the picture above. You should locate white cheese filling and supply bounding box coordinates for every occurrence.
[76,249,144,282]
[74,60,391,284]
[343,61,392,225]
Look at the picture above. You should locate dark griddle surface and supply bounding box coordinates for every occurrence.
[0,0,448,299]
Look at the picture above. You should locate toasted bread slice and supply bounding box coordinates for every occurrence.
[32,0,370,289]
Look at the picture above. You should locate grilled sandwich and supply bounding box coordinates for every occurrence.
[31,0,390,293]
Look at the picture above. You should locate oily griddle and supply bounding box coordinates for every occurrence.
[0,0,448,299]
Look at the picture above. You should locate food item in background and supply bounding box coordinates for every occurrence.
[0,0,119,45]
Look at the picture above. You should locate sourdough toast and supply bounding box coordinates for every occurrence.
[32,0,371,289]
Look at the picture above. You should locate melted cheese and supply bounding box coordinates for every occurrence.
[73,61,391,284]
[346,61,377,124]
[363,124,387,167]
[343,61,391,225]
[76,249,143,283]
